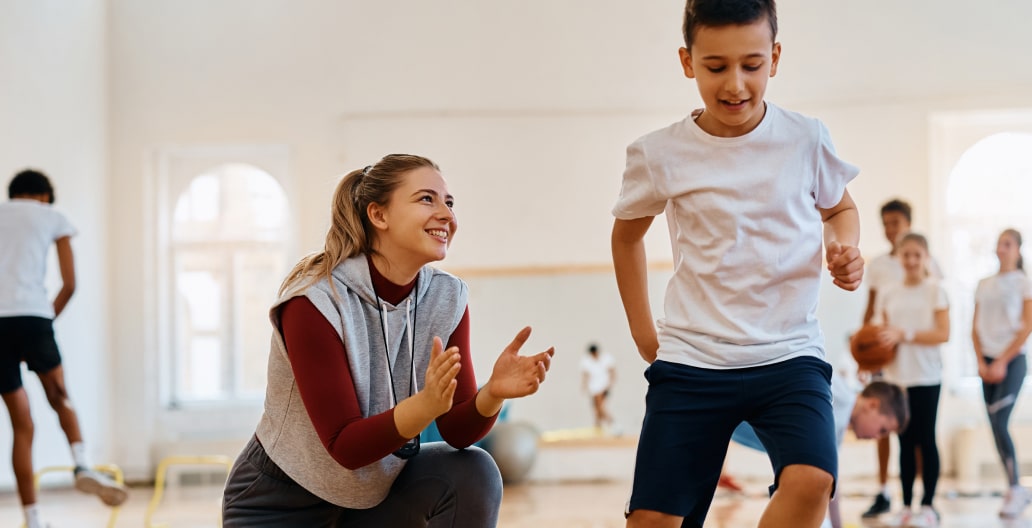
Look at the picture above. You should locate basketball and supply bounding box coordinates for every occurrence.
[850,324,897,372]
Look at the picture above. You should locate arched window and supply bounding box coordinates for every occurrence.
[170,163,289,404]
[943,132,1032,380]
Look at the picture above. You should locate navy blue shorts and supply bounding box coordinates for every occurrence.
[0,316,63,394]
[628,356,837,526]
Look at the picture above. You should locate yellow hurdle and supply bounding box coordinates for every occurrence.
[144,455,233,528]
[23,464,124,528]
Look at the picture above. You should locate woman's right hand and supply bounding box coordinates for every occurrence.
[418,336,462,418]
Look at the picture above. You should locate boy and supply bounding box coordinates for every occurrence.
[611,1,863,527]
[731,377,909,528]
[0,169,128,528]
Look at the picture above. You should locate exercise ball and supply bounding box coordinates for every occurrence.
[482,421,539,484]
[850,324,897,372]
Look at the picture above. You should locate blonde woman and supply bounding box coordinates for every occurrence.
[222,154,554,527]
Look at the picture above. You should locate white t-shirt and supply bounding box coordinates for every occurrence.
[866,253,902,294]
[865,251,943,294]
[580,353,615,396]
[874,279,949,387]
[974,270,1032,358]
[612,102,860,369]
[832,373,860,446]
[0,199,77,318]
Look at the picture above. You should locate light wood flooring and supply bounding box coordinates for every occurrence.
[0,477,1028,527]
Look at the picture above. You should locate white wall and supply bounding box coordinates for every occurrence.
[99,0,1032,479]
[0,0,108,490]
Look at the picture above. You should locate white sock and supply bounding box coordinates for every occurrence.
[24,503,43,528]
[880,485,890,498]
[71,441,89,469]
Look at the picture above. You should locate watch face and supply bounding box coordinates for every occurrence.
[393,437,421,459]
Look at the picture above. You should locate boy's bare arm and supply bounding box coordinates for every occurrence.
[820,189,863,291]
[53,236,76,318]
[612,217,659,363]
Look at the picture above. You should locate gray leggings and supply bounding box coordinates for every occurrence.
[222,436,503,527]
[984,354,1028,487]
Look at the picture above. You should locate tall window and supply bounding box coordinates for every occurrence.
[942,132,1032,381]
[170,163,289,404]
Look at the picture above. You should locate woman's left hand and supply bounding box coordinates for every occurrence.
[986,360,1008,384]
[486,326,555,399]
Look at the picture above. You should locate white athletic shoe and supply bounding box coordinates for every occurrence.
[74,467,129,507]
[910,506,939,527]
[1001,486,1032,519]
[884,508,912,527]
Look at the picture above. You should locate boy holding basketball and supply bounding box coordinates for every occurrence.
[611,1,863,526]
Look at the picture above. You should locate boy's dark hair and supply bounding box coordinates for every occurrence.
[861,381,910,433]
[587,343,599,355]
[9,169,55,203]
[682,0,778,50]
[880,199,912,223]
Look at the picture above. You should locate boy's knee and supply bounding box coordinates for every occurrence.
[778,465,834,500]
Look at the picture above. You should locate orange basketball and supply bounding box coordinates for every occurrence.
[850,324,897,372]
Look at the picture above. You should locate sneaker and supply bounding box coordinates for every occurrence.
[74,467,128,507]
[862,492,892,518]
[910,506,939,527]
[1001,486,1032,519]
[884,508,912,527]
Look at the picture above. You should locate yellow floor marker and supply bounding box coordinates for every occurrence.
[144,455,233,528]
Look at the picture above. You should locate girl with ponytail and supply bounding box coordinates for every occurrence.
[973,228,1032,519]
[224,154,554,527]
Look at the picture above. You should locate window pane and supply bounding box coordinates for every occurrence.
[176,268,222,333]
[182,336,222,400]
[234,249,283,397]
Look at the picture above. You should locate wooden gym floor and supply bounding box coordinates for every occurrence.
[0,477,1028,527]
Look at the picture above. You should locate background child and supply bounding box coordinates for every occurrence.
[0,169,128,528]
[731,376,909,528]
[610,1,863,526]
[872,232,950,528]
[580,342,616,432]
[972,228,1032,518]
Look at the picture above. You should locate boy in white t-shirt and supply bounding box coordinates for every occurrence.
[580,343,617,431]
[0,170,128,528]
[611,1,864,526]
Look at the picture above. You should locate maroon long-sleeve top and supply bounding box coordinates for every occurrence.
[278,265,497,470]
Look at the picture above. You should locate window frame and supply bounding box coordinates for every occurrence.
[145,145,294,419]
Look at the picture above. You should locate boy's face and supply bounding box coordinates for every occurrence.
[849,397,899,440]
[881,211,910,247]
[679,17,780,138]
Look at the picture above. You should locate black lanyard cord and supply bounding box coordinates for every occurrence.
[370,274,421,459]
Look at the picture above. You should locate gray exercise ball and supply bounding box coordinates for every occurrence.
[481,421,539,484]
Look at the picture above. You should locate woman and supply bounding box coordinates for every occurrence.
[222,154,554,527]
[973,228,1032,519]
